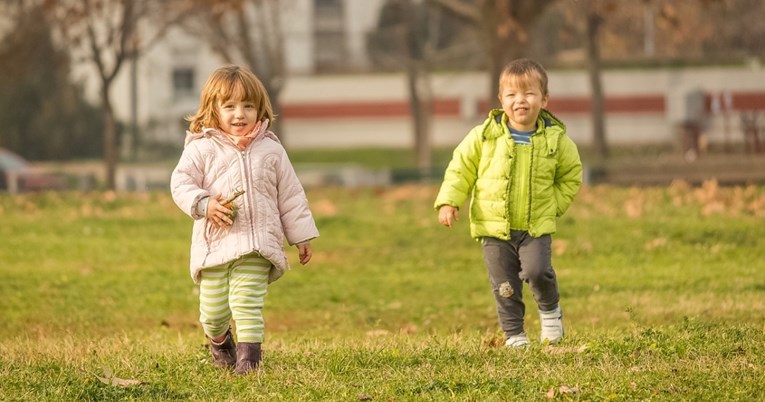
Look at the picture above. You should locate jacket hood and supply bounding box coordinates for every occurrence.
[482,108,565,140]
[482,108,566,156]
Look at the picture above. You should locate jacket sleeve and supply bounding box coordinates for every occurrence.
[433,127,482,210]
[170,144,211,220]
[276,147,319,245]
[553,135,583,217]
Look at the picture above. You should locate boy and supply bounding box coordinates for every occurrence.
[434,58,582,347]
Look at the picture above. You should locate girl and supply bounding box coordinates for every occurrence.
[171,65,319,374]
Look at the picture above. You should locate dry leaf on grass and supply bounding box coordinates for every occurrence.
[559,384,580,395]
[623,188,646,218]
[644,237,668,251]
[96,365,146,387]
[378,184,434,202]
[553,240,569,256]
[365,329,390,337]
[543,344,589,354]
[480,332,504,348]
[311,199,338,216]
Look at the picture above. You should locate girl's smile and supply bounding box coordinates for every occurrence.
[219,100,258,136]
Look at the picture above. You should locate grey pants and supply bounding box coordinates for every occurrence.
[482,232,560,337]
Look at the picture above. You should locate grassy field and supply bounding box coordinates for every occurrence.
[1,181,764,401]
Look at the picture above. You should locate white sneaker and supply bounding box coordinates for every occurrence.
[540,306,564,344]
[504,333,530,348]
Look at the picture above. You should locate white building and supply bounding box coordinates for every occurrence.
[67,0,764,158]
[71,0,386,155]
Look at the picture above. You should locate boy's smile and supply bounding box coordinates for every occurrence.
[499,80,548,132]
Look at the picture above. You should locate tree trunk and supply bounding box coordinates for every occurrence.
[585,6,608,160]
[482,0,504,101]
[407,60,432,173]
[102,89,118,190]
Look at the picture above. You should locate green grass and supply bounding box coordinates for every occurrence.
[1,183,764,401]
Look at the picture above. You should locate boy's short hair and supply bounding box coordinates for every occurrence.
[498,58,549,97]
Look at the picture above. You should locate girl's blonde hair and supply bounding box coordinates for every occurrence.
[186,65,274,133]
[498,58,549,97]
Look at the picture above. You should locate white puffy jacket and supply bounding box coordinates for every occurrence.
[170,127,319,284]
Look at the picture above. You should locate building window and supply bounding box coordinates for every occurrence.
[315,0,342,13]
[172,67,195,99]
[314,0,347,72]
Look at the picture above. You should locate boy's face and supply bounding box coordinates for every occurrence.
[217,98,258,136]
[498,77,548,132]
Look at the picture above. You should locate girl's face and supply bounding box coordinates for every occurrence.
[498,76,548,132]
[218,98,258,136]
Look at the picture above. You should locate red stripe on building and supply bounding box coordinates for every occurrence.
[705,92,765,111]
[547,95,665,114]
[283,99,460,119]
[283,95,666,119]
[734,93,765,110]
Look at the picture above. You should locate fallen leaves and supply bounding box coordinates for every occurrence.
[623,188,645,218]
[572,180,765,219]
[377,184,435,203]
[311,198,339,216]
[672,179,765,217]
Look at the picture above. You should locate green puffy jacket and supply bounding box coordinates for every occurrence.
[434,108,582,239]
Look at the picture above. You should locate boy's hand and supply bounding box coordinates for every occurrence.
[297,242,313,265]
[207,194,234,228]
[438,205,459,227]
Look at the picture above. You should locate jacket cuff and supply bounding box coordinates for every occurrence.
[192,196,209,220]
[292,236,317,246]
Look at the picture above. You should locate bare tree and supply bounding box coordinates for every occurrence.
[182,0,287,138]
[427,0,557,100]
[370,0,460,173]
[43,0,190,189]
[0,1,105,161]
[403,0,434,173]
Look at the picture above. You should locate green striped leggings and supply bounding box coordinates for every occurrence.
[199,253,270,343]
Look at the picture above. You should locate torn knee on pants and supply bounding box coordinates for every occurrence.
[498,281,514,298]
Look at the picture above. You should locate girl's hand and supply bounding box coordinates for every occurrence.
[297,242,312,265]
[207,194,234,228]
[438,205,459,227]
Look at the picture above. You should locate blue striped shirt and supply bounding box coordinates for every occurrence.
[509,126,535,145]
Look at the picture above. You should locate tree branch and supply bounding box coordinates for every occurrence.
[425,0,481,25]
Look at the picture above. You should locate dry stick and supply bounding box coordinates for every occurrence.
[222,189,245,206]
[222,189,246,220]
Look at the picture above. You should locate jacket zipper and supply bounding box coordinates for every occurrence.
[527,138,534,232]
[505,137,514,239]
[239,150,257,251]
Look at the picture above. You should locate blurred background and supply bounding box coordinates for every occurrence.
[1,0,764,192]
